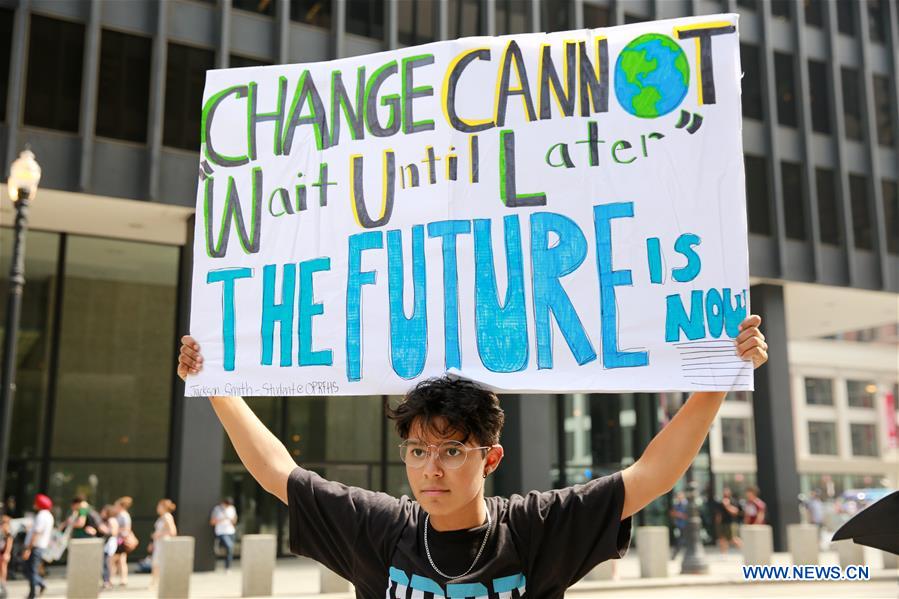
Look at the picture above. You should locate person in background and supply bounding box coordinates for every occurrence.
[742,486,767,525]
[100,505,119,590]
[0,515,13,598]
[714,487,742,554]
[210,497,238,571]
[112,496,133,588]
[64,495,92,539]
[669,490,689,558]
[22,494,53,599]
[150,499,177,589]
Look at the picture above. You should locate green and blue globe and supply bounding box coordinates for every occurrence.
[615,33,690,118]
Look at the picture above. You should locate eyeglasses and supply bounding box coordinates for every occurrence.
[399,440,493,469]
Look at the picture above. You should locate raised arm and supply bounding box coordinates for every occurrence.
[620,315,768,520]
[178,336,296,504]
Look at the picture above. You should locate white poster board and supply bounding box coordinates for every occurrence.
[187,14,751,396]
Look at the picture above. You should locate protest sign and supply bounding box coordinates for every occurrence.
[187,14,751,396]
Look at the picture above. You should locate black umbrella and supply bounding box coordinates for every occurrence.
[832,490,899,555]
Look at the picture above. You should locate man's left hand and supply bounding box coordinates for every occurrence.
[737,314,768,369]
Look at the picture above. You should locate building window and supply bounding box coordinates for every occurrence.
[873,75,895,147]
[850,423,878,457]
[347,0,384,38]
[541,0,569,32]
[808,421,838,455]
[847,380,876,408]
[774,52,797,127]
[0,230,60,460]
[867,0,887,43]
[448,0,482,37]
[24,15,85,133]
[841,67,863,140]
[745,155,771,235]
[495,0,529,35]
[727,391,752,403]
[584,4,609,27]
[836,0,856,36]
[737,0,758,9]
[740,44,764,120]
[808,60,831,134]
[0,8,13,122]
[163,42,215,152]
[96,29,151,143]
[782,161,807,240]
[290,0,331,27]
[229,54,269,68]
[233,0,275,16]
[721,418,755,454]
[816,168,842,245]
[51,236,178,460]
[883,179,898,254]
[805,377,834,405]
[624,14,648,24]
[400,0,436,45]
[771,0,791,20]
[803,0,823,27]
[849,174,873,250]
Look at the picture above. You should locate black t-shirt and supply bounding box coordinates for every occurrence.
[287,467,632,598]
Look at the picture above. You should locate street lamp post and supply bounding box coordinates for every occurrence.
[0,149,42,504]
[680,464,710,574]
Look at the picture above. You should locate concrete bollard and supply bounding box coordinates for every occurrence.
[158,536,195,599]
[319,564,354,593]
[584,559,615,581]
[636,526,669,578]
[787,524,819,565]
[741,525,773,565]
[67,538,104,599]
[832,539,865,569]
[241,534,276,597]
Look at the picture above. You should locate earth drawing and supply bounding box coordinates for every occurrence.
[615,33,690,118]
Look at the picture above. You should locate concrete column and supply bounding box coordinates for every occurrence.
[636,526,668,578]
[584,560,615,581]
[832,540,865,568]
[741,525,774,565]
[66,538,104,599]
[787,523,819,565]
[319,565,353,593]
[492,394,553,496]
[168,216,224,573]
[880,551,898,570]
[158,536,195,599]
[241,534,276,597]
[750,284,801,551]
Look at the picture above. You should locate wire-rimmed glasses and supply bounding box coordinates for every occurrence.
[398,440,492,469]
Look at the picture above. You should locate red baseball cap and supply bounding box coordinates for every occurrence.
[34,494,52,510]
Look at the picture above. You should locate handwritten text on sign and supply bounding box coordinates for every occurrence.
[187,14,751,396]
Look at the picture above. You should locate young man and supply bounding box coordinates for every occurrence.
[210,497,238,571]
[177,315,767,597]
[22,494,54,599]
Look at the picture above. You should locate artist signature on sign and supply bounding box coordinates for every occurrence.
[189,381,340,397]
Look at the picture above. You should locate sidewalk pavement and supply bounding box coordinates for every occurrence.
[2,549,896,598]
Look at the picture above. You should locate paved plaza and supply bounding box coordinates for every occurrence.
[3,549,896,598]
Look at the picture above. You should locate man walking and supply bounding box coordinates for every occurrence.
[210,497,238,571]
[22,494,53,599]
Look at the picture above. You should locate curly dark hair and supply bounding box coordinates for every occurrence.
[387,376,505,446]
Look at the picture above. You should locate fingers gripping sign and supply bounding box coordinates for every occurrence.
[735,314,768,370]
[178,335,203,382]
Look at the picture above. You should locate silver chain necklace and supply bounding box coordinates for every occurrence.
[424,501,492,581]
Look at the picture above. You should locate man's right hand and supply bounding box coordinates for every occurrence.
[177,335,203,382]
